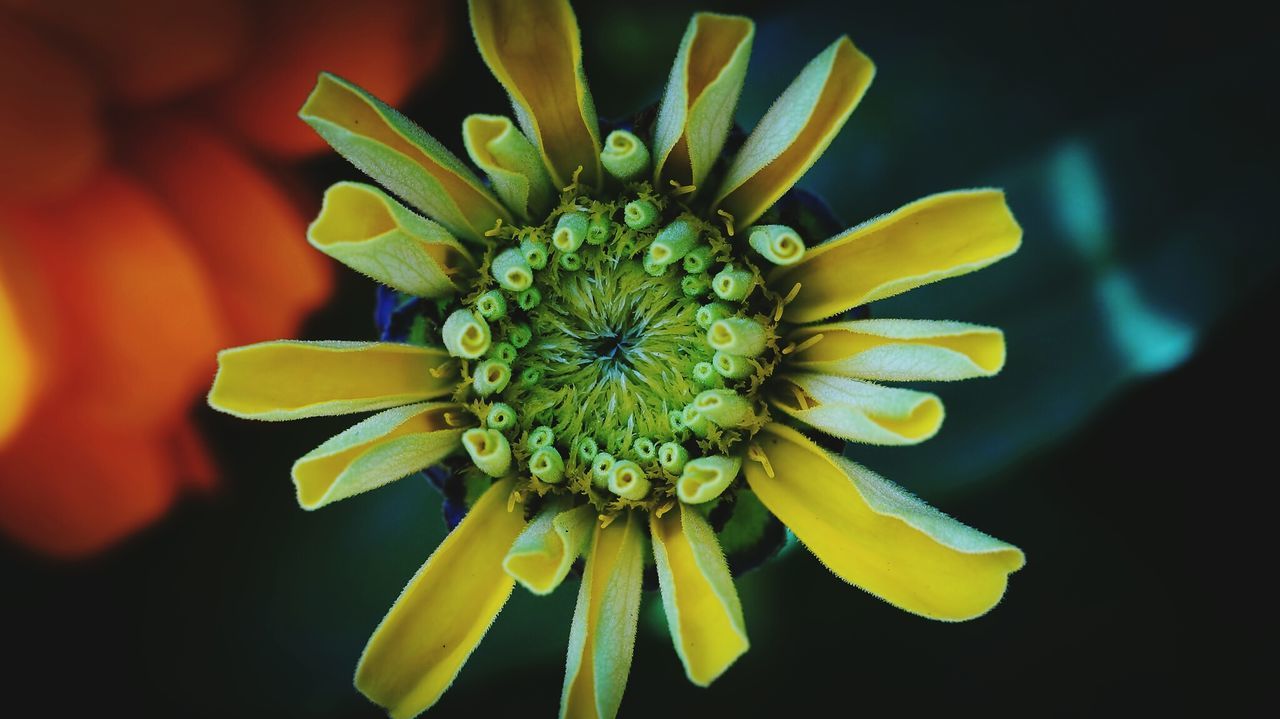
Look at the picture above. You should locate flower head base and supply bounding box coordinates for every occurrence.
[207,2,1026,717]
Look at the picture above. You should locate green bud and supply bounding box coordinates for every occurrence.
[642,253,669,277]
[648,218,699,267]
[516,286,542,310]
[708,317,767,356]
[508,323,532,348]
[553,211,589,253]
[518,366,542,387]
[559,251,583,271]
[590,452,616,488]
[587,215,614,245]
[677,455,742,504]
[632,437,656,460]
[520,238,548,269]
[693,389,753,427]
[712,264,753,301]
[748,224,806,265]
[472,359,512,396]
[658,442,689,474]
[462,428,512,477]
[527,425,555,451]
[442,308,491,359]
[601,130,651,182]
[712,350,754,379]
[695,301,733,329]
[492,247,533,291]
[692,361,723,388]
[682,244,713,273]
[608,460,651,500]
[668,409,686,432]
[681,403,711,437]
[681,273,710,297]
[529,446,566,483]
[475,289,507,320]
[486,402,517,430]
[576,436,599,463]
[487,341,517,364]
[624,198,658,230]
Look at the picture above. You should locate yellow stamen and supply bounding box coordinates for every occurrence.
[668,179,697,196]
[716,209,735,237]
[746,443,775,479]
[655,500,676,519]
[485,218,504,237]
[598,512,618,529]
[790,332,825,355]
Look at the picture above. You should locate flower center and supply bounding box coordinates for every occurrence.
[437,176,790,514]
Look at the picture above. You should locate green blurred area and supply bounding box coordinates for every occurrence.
[3,1,1263,715]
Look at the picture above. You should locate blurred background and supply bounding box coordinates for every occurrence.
[1,0,1264,714]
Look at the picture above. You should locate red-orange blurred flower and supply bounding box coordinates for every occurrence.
[0,0,451,557]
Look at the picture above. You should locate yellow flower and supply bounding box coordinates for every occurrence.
[208,2,1025,717]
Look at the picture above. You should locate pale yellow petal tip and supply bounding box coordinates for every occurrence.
[206,344,267,420]
[686,638,751,687]
[354,664,425,719]
[298,71,347,120]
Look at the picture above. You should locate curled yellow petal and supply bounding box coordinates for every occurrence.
[208,341,456,420]
[652,12,754,189]
[503,501,595,595]
[561,510,644,719]
[714,36,873,227]
[356,477,526,718]
[470,0,602,189]
[300,73,510,243]
[771,373,944,446]
[745,423,1024,621]
[308,182,473,298]
[292,403,472,510]
[773,190,1023,323]
[786,319,1006,381]
[462,114,556,221]
[650,504,748,686]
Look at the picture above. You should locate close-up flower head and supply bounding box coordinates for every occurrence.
[4,1,1262,716]
[208,1,1024,715]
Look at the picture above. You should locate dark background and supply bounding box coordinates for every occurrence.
[4,1,1267,715]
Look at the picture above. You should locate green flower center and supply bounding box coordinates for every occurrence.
[442,176,790,514]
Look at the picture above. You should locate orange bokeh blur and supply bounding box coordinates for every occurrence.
[0,0,451,557]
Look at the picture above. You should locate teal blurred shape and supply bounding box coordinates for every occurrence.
[1051,142,1196,376]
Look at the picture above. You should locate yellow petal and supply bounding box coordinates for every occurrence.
[292,402,473,510]
[503,501,595,595]
[208,341,457,420]
[462,114,556,221]
[652,12,754,189]
[561,510,644,719]
[745,424,1024,620]
[469,0,602,189]
[308,182,473,298]
[356,477,526,718]
[714,36,873,227]
[300,73,510,243]
[770,373,944,446]
[786,319,1005,381]
[773,190,1022,323]
[650,503,749,686]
